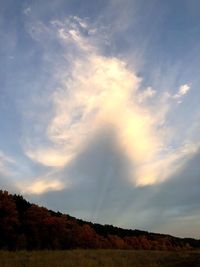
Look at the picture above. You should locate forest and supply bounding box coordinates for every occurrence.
[0,190,199,251]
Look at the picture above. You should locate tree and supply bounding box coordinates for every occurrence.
[0,190,19,249]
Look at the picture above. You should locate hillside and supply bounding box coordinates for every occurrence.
[0,190,199,250]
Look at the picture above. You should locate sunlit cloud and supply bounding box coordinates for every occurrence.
[134,142,199,186]
[173,84,190,99]
[19,178,65,195]
[25,148,70,167]
[23,16,198,187]
[138,87,156,103]
[17,168,67,195]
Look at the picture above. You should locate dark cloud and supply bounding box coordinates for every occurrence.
[132,148,200,236]
[33,126,138,221]
[28,143,200,238]
[146,148,200,214]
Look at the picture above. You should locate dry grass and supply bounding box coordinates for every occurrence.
[0,249,200,267]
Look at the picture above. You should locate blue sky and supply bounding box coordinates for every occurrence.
[0,0,200,238]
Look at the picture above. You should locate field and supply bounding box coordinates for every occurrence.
[0,250,200,267]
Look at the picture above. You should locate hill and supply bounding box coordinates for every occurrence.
[0,189,199,250]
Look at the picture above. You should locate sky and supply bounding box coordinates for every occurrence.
[0,0,200,238]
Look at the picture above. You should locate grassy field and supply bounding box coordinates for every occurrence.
[0,250,200,267]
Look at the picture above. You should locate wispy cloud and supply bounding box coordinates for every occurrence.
[0,150,15,165]
[138,86,156,103]
[22,16,198,189]
[16,169,67,195]
[25,148,70,167]
[0,150,20,192]
[0,150,15,176]
[173,84,190,99]
[23,7,31,15]
[19,178,65,195]
[1,0,200,239]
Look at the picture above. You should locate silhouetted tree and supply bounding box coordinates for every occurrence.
[0,190,19,249]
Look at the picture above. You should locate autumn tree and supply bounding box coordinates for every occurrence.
[0,190,19,249]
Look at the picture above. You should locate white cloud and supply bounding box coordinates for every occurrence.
[135,142,199,186]
[179,84,190,95]
[138,87,156,103]
[73,16,88,29]
[19,178,65,195]
[16,169,68,195]
[173,84,190,99]
[23,17,198,187]
[25,148,70,167]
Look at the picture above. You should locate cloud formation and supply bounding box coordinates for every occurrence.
[1,0,200,239]
[173,84,190,99]
[138,87,156,103]
[20,178,65,195]
[22,16,198,193]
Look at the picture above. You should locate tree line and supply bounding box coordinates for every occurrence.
[0,190,199,250]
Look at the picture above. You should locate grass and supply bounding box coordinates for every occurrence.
[0,250,200,267]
